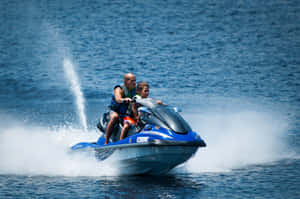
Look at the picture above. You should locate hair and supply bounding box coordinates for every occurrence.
[137,81,149,93]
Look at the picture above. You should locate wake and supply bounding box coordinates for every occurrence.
[0,122,117,176]
[0,109,295,176]
[182,110,295,173]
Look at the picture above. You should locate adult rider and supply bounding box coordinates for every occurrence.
[104,73,136,145]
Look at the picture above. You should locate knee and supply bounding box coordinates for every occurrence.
[110,113,119,122]
[124,123,130,129]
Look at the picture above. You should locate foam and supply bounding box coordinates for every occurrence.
[0,123,117,176]
[182,110,294,173]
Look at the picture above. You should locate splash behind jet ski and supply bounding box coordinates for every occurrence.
[70,98,206,175]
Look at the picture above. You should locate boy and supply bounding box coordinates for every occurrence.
[133,81,162,103]
[119,81,162,140]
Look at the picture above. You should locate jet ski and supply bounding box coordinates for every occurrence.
[70,98,206,175]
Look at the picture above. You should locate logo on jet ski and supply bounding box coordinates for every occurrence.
[137,137,150,143]
[141,131,173,139]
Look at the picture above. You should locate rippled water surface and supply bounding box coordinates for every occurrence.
[1,0,300,198]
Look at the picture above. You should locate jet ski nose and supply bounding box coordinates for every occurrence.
[198,140,206,147]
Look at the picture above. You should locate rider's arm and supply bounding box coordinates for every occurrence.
[131,101,139,122]
[114,87,131,103]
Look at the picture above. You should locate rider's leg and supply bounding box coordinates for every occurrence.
[120,122,131,140]
[105,111,119,145]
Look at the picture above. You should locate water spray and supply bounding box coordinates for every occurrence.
[63,58,88,131]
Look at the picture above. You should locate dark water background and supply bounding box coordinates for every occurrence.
[1,0,300,198]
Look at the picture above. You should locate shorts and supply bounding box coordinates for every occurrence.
[123,116,136,126]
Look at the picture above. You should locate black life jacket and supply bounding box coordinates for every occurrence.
[109,84,136,115]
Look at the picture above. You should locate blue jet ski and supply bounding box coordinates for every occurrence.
[71,98,206,175]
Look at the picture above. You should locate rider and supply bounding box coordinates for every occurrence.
[104,73,136,145]
[119,81,163,140]
[133,81,162,104]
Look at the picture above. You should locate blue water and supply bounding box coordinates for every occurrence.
[1,0,300,198]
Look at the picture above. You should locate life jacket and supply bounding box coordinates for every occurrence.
[109,84,136,115]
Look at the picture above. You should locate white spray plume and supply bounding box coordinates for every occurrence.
[0,124,118,176]
[181,110,294,173]
[63,58,88,131]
